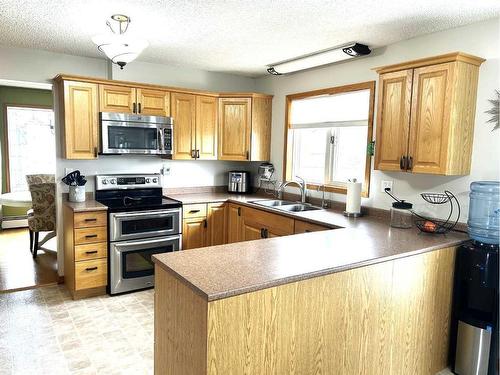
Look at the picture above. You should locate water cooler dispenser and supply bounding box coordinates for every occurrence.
[452,181,499,375]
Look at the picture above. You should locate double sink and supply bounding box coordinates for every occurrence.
[251,199,322,213]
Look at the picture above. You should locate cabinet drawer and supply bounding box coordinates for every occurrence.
[75,242,107,261]
[74,226,107,245]
[294,220,330,234]
[183,204,207,218]
[75,258,107,290]
[74,211,107,228]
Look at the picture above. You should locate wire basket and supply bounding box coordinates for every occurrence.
[420,192,449,204]
[412,190,460,234]
[415,218,454,234]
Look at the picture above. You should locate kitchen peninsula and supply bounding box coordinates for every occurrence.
[153,198,467,375]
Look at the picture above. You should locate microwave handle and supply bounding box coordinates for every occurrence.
[158,129,164,151]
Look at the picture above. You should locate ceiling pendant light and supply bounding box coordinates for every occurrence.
[267,43,371,75]
[92,14,148,69]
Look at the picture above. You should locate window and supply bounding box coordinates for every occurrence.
[5,106,55,192]
[284,82,375,197]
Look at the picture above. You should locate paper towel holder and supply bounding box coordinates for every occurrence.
[343,178,363,218]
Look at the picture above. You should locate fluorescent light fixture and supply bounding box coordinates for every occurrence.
[92,14,148,69]
[267,43,371,75]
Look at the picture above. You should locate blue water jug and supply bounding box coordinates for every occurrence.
[468,181,500,245]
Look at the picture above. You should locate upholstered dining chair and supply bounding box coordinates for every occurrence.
[26,174,56,258]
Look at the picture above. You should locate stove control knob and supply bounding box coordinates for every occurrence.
[146,178,150,183]
[110,179,116,185]
[152,178,158,183]
[102,178,108,185]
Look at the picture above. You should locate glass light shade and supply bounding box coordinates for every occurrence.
[92,33,148,66]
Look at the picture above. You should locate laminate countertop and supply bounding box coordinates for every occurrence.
[154,193,468,302]
[63,198,108,212]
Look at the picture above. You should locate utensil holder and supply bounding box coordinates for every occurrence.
[69,186,86,203]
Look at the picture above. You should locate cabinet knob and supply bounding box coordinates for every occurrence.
[407,156,413,170]
[133,102,137,114]
[400,156,407,170]
[246,151,249,160]
[138,103,142,114]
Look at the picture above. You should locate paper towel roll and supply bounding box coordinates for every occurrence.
[345,180,362,214]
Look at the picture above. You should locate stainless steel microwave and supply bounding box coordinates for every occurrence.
[100,112,173,156]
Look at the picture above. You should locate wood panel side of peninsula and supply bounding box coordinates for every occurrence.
[154,246,456,375]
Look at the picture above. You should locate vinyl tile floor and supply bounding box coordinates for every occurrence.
[0,285,456,375]
[0,285,154,374]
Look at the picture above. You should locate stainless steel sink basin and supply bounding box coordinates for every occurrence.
[252,199,296,207]
[251,199,322,212]
[274,204,322,212]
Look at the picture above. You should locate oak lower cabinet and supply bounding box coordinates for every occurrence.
[218,96,272,162]
[374,52,485,175]
[63,206,108,299]
[294,220,330,234]
[227,203,242,243]
[57,80,99,159]
[172,93,218,160]
[182,203,227,249]
[99,84,170,116]
[240,206,294,240]
[207,203,227,245]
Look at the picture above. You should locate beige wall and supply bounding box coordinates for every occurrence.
[255,17,500,221]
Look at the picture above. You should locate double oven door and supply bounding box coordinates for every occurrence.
[109,208,181,295]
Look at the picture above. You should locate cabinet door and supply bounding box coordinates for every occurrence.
[294,220,330,234]
[182,217,207,250]
[196,96,218,160]
[62,80,99,159]
[250,97,272,161]
[99,85,136,113]
[408,63,454,174]
[227,204,242,244]
[241,219,264,241]
[171,93,196,160]
[241,207,294,237]
[374,70,413,171]
[207,203,226,246]
[218,98,251,161]
[137,88,170,116]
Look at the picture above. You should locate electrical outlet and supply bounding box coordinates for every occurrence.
[161,164,171,176]
[381,180,393,193]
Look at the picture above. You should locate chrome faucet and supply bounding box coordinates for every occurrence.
[277,176,307,203]
[317,184,329,209]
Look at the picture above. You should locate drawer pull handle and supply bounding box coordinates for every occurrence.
[85,250,98,254]
[305,230,311,233]
[85,267,98,271]
[85,234,98,239]
[84,218,97,222]
[189,210,200,213]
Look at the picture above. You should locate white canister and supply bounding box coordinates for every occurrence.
[69,185,86,203]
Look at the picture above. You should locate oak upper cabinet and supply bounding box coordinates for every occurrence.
[196,96,218,160]
[59,80,99,159]
[171,93,218,160]
[207,203,226,246]
[374,52,484,175]
[218,96,272,161]
[171,92,196,160]
[100,84,169,116]
[137,88,170,116]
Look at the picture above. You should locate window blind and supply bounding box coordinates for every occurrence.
[290,89,370,129]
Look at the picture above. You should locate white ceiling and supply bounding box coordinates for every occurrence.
[0,0,498,77]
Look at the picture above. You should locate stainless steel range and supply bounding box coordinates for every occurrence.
[95,174,182,295]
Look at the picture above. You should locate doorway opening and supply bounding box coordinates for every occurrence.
[0,85,58,293]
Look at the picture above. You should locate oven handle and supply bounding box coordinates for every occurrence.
[112,209,180,219]
[114,235,181,248]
